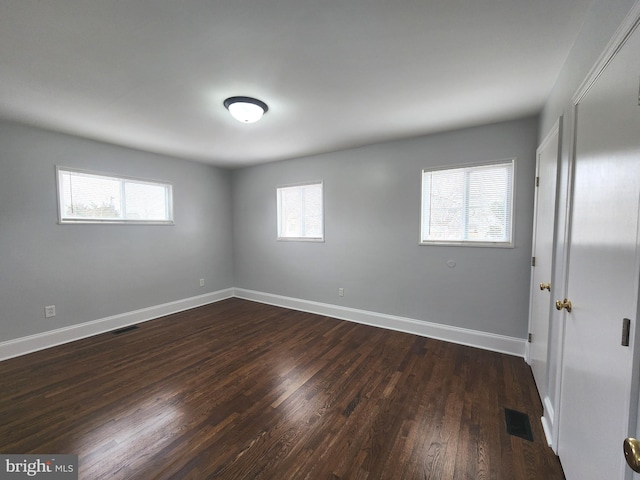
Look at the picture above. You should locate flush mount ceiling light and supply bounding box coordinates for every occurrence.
[223,96,269,123]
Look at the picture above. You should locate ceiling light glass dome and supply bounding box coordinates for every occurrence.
[224,96,269,123]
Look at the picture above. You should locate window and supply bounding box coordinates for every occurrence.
[277,182,324,241]
[420,159,514,246]
[57,167,173,224]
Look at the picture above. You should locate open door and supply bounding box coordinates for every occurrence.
[556,10,640,480]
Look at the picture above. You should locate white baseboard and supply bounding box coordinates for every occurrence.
[0,288,234,361]
[541,395,555,448]
[1,287,526,361]
[234,288,526,357]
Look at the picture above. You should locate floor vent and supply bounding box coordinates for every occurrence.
[112,325,139,335]
[504,408,533,441]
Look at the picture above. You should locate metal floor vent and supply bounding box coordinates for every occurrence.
[504,408,533,442]
[111,325,139,335]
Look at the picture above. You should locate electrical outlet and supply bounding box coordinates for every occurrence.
[44,305,56,318]
[338,287,344,297]
[199,278,205,287]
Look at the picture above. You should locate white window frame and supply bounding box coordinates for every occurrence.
[276,181,324,242]
[56,166,174,225]
[420,159,515,247]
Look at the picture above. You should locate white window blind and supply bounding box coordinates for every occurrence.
[421,160,514,246]
[277,182,324,241]
[57,167,173,224]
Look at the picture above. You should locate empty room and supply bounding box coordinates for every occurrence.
[2,0,640,479]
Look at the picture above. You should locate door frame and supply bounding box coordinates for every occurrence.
[526,116,562,446]
[550,0,640,468]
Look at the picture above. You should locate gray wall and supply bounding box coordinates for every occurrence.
[540,0,638,138]
[232,117,538,339]
[0,121,234,342]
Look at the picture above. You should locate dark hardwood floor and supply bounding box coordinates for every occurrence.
[0,298,564,479]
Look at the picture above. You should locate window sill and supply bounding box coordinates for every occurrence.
[277,237,325,242]
[419,240,514,248]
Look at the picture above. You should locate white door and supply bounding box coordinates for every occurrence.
[528,121,560,403]
[557,18,640,480]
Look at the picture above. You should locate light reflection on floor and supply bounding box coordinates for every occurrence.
[71,390,184,475]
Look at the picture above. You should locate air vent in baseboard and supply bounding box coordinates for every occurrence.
[111,325,139,335]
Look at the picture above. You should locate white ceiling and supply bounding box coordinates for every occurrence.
[0,0,592,168]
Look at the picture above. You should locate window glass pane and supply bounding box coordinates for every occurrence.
[421,160,513,245]
[124,181,169,221]
[425,169,465,241]
[280,187,303,237]
[466,164,511,241]
[61,171,122,220]
[301,184,323,238]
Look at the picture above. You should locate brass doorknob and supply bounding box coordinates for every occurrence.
[539,282,551,291]
[555,298,572,312]
[624,438,640,473]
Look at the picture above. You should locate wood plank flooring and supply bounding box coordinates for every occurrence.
[0,298,564,479]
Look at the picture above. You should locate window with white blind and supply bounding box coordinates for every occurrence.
[277,182,324,241]
[420,159,514,246]
[56,167,174,224]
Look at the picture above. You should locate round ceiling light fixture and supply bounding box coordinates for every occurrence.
[223,96,269,123]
